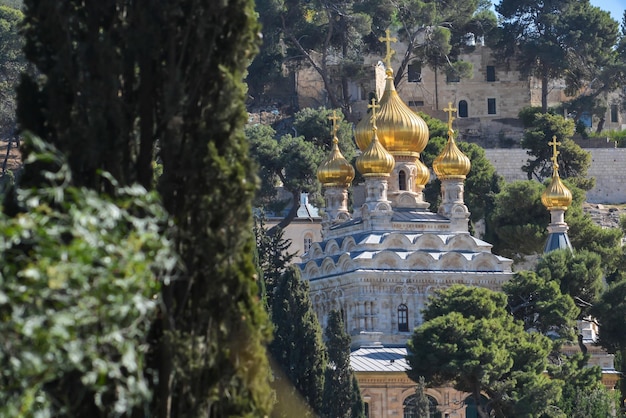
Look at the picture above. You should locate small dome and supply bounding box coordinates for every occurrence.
[356,128,395,177]
[542,170,572,210]
[354,68,429,156]
[317,138,355,187]
[414,159,430,187]
[433,131,471,179]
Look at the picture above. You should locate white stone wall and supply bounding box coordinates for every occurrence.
[484,148,626,204]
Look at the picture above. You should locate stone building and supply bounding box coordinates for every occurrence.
[295,38,626,144]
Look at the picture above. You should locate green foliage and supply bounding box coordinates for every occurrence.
[390,0,492,87]
[496,0,620,112]
[322,310,364,418]
[537,249,604,314]
[18,0,275,416]
[519,108,593,190]
[0,136,176,417]
[592,280,626,354]
[254,211,295,308]
[293,107,357,162]
[269,266,327,417]
[486,180,548,259]
[247,107,355,230]
[0,4,25,140]
[407,285,559,418]
[504,270,579,340]
[549,353,613,418]
[413,376,430,418]
[268,0,374,115]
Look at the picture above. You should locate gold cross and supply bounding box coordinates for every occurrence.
[444,102,456,135]
[328,110,340,137]
[368,98,380,128]
[379,29,397,69]
[548,136,560,166]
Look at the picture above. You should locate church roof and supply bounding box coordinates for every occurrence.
[350,345,409,373]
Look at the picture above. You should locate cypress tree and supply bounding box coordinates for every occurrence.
[16,0,273,416]
[414,376,430,418]
[270,266,326,416]
[323,310,365,418]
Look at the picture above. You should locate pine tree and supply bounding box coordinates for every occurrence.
[270,266,327,416]
[322,310,365,418]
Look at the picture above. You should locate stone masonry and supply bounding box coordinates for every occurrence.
[484,148,626,204]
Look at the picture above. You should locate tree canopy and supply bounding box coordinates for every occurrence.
[407,285,559,418]
[322,310,364,418]
[269,266,327,417]
[518,107,593,190]
[13,0,274,416]
[495,0,621,113]
[247,107,355,232]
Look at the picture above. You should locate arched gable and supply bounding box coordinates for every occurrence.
[381,233,412,250]
[414,234,445,251]
[372,250,403,269]
[406,251,436,269]
[447,234,479,252]
[438,252,468,271]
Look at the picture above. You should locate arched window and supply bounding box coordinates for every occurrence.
[398,304,409,332]
[399,170,407,190]
[458,100,468,118]
[403,394,440,418]
[304,234,313,253]
[464,395,490,418]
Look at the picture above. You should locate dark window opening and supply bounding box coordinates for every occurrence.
[403,394,440,418]
[487,98,496,115]
[458,100,468,118]
[611,104,618,123]
[408,63,422,82]
[399,170,407,190]
[486,65,496,82]
[408,100,424,107]
[398,304,409,332]
[446,73,460,83]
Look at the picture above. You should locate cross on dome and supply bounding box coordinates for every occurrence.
[444,102,456,137]
[378,29,397,69]
[328,110,340,141]
[368,98,380,129]
[548,136,561,170]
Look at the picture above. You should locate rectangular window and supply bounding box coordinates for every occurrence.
[487,98,496,115]
[611,104,618,123]
[408,63,422,82]
[486,65,496,82]
[408,100,424,107]
[446,73,460,83]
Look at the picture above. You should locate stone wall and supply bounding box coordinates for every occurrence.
[484,148,626,204]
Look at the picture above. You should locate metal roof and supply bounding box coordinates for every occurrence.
[350,345,409,372]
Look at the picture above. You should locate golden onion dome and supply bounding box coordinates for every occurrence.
[541,171,572,210]
[415,159,430,187]
[433,104,470,179]
[433,132,471,179]
[542,137,572,210]
[356,127,395,177]
[354,68,429,156]
[317,137,355,187]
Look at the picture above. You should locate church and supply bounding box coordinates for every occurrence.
[297,36,616,417]
[299,39,517,417]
